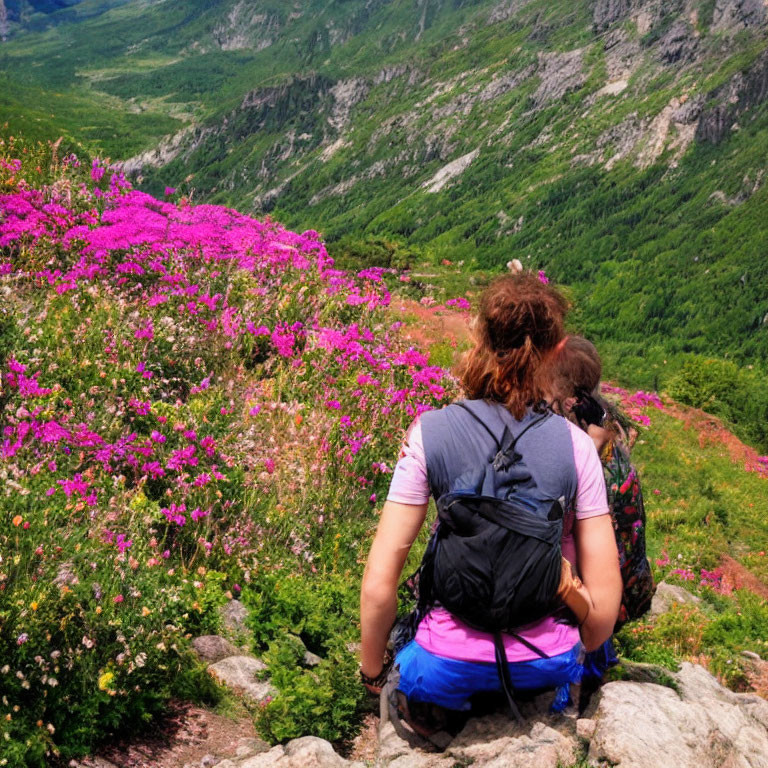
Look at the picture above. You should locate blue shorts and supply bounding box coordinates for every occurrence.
[395,639,584,712]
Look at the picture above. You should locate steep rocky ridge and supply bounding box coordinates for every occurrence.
[113,0,768,223]
[697,47,768,143]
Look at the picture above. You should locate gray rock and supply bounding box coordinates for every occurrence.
[488,0,534,25]
[282,736,360,767]
[212,761,237,768]
[235,737,270,758]
[237,737,361,768]
[303,650,323,667]
[593,0,634,32]
[192,635,239,663]
[697,49,768,144]
[208,656,274,703]
[328,78,370,132]
[588,662,768,768]
[576,717,597,739]
[649,580,702,617]
[533,49,586,107]
[239,746,285,768]
[386,755,455,768]
[478,67,535,103]
[448,714,578,767]
[658,19,697,65]
[603,27,642,81]
[712,0,766,32]
[671,94,705,125]
[220,600,249,634]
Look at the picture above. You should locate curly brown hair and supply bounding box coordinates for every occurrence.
[458,272,569,419]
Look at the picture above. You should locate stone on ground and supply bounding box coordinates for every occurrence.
[588,662,768,768]
[448,715,578,768]
[220,600,250,634]
[208,656,274,703]
[236,737,364,768]
[192,635,240,663]
[649,580,702,617]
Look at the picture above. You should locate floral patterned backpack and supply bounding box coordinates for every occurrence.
[602,437,656,631]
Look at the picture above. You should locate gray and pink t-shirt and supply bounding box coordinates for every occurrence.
[388,402,609,663]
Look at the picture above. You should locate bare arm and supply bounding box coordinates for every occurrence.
[360,500,429,677]
[574,514,622,651]
[586,424,611,455]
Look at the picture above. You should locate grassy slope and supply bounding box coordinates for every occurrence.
[616,403,768,684]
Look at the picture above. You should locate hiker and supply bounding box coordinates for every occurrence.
[542,334,621,455]
[542,334,655,637]
[359,272,622,734]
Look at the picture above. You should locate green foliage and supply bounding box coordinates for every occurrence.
[245,571,360,655]
[255,638,365,743]
[604,661,681,692]
[614,592,768,690]
[697,0,717,33]
[0,135,456,761]
[614,622,682,671]
[331,235,417,271]
[667,357,768,450]
[244,571,366,743]
[702,590,768,659]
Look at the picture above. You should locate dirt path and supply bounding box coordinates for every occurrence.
[82,702,260,768]
[394,298,473,350]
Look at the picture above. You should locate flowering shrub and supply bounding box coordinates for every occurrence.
[601,383,664,427]
[0,139,456,763]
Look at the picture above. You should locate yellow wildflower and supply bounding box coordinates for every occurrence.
[97,671,114,692]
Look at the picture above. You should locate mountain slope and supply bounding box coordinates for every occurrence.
[0,0,767,366]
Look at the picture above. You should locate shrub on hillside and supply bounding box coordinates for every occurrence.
[667,357,768,451]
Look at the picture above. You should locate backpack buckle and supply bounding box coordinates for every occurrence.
[492,450,521,472]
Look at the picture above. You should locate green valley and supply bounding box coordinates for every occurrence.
[1,0,767,447]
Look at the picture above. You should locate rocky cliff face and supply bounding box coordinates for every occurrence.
[211,3,282,52]
[697,48,768,143]
[67,0,762,305]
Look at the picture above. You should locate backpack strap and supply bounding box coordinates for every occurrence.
[455,401,503,449]
[455,401,550,470]
[493,629,551,722]
[493,632,524,723]
[507,632,550,659]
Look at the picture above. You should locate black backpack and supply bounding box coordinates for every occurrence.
[413,403,568,720]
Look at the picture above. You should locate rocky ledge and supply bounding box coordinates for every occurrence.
[205,660,768,768]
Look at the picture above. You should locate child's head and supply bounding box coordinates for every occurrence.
[540,335,602,413]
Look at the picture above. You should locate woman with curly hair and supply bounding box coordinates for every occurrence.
[360,273,621,733]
